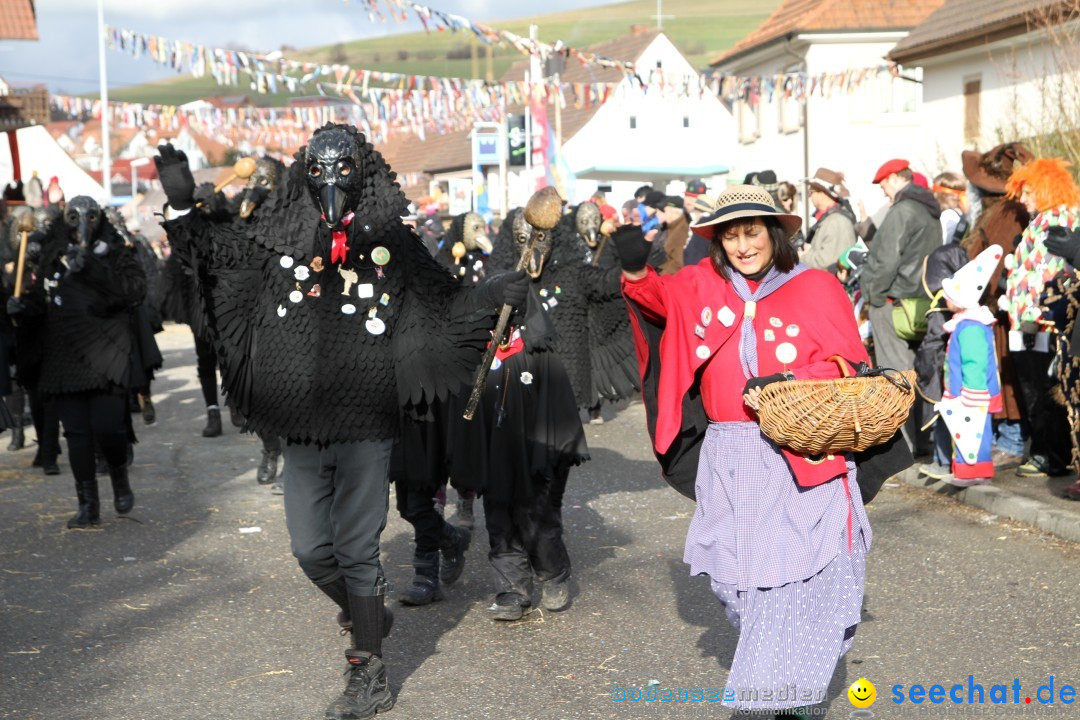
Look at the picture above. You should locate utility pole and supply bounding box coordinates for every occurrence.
[97,0,111,202]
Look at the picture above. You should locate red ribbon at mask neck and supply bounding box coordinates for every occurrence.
[325,212,355,265]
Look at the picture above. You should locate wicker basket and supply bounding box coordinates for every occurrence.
[755,357,916,455]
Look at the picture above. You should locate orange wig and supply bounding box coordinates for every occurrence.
[1005,157,1080,212]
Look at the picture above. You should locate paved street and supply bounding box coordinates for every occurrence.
[1,325,1078,720]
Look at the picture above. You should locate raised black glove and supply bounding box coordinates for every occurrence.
[155,143,196,212]
[6,296,25,317]
[742,373,790,396]
[610,225,652,272]
[1045,226,1080,266]
[485,269,530,308]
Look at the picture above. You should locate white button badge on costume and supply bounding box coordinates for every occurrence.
[786,324,800,338]
[700,307,712,327]
[366,318,386,335]
[717,306,736,328]
[289,290,303,304]
[277,304,287,318]
[520,371,534,385]
[358,283,374,299]
[279,256,295,269]
[769,316,783,328]
[696,345,711,360]
[294,265,311,281]
[775,342,798,364]
[763,329,775,342]
[341,303,356,315]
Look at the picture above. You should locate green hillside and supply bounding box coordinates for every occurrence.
[106,0,776,107]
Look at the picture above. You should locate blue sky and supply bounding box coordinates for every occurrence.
[0,0,597,95]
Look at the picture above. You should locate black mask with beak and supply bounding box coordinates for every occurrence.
[64,196,103,248]
[305,127,364,229]
[239,156,284,220]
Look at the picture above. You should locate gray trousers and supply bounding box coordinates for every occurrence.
[869,303,927,454]
[282,440,393,596]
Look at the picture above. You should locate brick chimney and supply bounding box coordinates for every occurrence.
[630,24,650,36]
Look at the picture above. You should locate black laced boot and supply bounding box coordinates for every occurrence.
[256,449,280,485]
[108,463,134,514]
[67,477,101,529]
[324,650,393,720]
[399,550,441,606]
[202,407,222,438]
[438,522,471,585]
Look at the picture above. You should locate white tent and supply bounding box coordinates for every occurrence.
[1,125,106,202]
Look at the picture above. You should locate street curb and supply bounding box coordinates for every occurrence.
[899,468,1080,544]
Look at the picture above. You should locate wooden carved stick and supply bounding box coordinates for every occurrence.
[463,187,563,421]
[214,157,257,193]
[14,214,34,299]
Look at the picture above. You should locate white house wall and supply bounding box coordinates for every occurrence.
[720,33,923,219]
[912,26,1078,174]
[561,34,736,203]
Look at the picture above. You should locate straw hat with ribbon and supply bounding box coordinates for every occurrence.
[690,184,802,240]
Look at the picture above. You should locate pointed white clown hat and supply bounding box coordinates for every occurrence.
[941,245,1003,311]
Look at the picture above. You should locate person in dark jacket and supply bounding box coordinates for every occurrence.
[7,197,145,528]
[914,233,972,480]
[861,159,942,452]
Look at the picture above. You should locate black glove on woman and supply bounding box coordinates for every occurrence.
[1045,226,1080,266]
[610,225,652,272]
[154,144,196,212]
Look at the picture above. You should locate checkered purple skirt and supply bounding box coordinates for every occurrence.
[685,422,872,711]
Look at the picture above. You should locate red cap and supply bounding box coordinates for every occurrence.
[872,158,910,184]
[599,204,617,220]
[912,171,929,188]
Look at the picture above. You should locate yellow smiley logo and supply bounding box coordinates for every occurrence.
[848,678,876,708]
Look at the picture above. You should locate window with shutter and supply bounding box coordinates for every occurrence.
[964,77,982,144]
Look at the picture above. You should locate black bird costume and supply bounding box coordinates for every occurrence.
[156,124,526,720]
[7,197,144,528]
[450,206,621,619]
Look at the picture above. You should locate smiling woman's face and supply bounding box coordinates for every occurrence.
[720,218,774,276]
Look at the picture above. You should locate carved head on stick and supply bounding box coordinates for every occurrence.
[519,187,564,278]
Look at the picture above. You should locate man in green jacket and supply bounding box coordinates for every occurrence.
[862,159,942,452]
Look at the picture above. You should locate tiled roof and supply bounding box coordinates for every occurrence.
[712,0,946,66]
[890,0,1062,63]
[0,0,38,41]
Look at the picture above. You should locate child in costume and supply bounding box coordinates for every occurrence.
[935,246,1005,486]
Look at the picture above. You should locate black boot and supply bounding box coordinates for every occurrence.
[141,395,156,425]
[108,464,134,514]
[256,449,280,485]
[324,650,393,720]
[7,425,24,451]
[67,477,101,529]
[399,550,441,606]
[438,522,471,585]
[319,578,395,637]
[202,407,222,437]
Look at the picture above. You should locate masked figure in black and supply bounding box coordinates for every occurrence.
[7,196,145,528]
[449,205,622,620]
[575,202,640,423]
[156,124,527,720]
[3,205,63,473]
[391,210,493,607]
